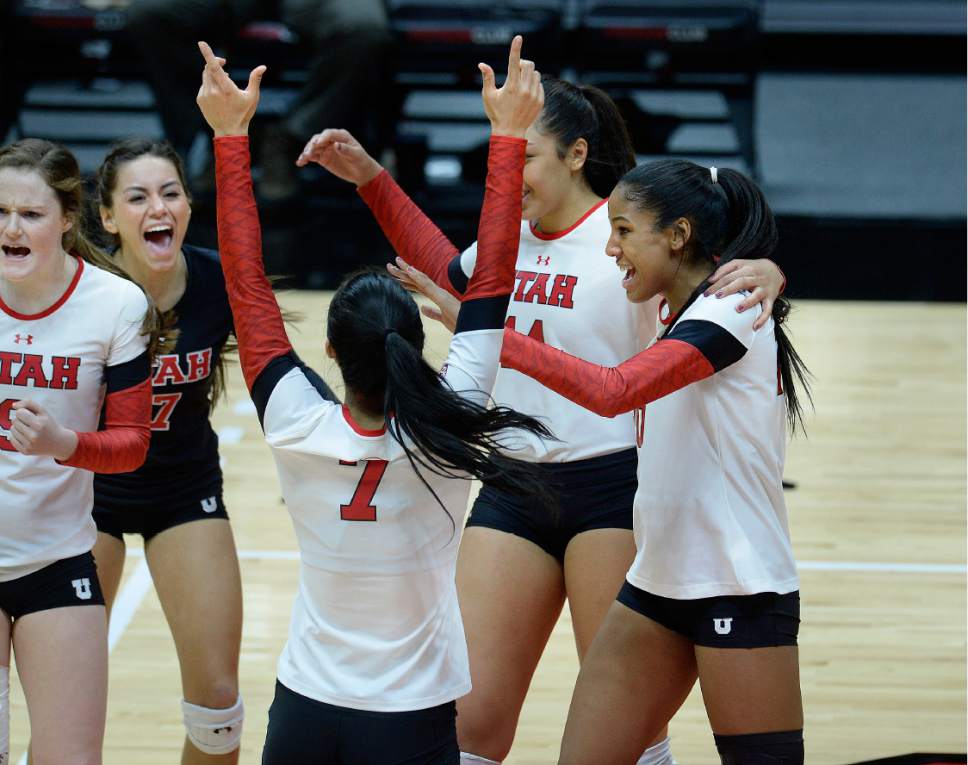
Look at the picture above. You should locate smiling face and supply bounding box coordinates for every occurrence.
[0,167,73,285]
[101,155,190,274]
[606,191,683,304]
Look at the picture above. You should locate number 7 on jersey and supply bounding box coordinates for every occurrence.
[338,459,388,521]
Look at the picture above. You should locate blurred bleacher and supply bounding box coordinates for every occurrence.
[3,0,965,299]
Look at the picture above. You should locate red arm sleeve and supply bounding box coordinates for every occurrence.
[500,330,715,418]
[60,378,151,473]
[357,170,464,298]
[463,136,525,303]
[214,136,293,391]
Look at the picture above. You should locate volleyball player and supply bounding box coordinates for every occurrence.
[299,79,785,765]
[499,160,811,765]
[91,138,244,763]
[196,36,555,762]
[0,138,153,763]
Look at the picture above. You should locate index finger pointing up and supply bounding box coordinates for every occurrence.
[198,40,219,66]
[505,35,522,87]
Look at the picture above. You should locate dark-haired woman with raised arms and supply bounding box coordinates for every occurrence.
[0,138,152,763]
[500,160,811,765]
[91,138,244,763]
[196,36,556,763]
[299,75,786,764]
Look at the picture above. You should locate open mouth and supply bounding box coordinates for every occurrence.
[143,226,174,254]
[1,245,30,258]
[618,261,636,287]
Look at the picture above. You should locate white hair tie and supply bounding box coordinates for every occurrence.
[710,166,718,183]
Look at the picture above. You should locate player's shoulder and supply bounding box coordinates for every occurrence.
[79,260,147,307]
[683,291,756,323]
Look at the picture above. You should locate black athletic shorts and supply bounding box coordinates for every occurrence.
[465,448,636,562]
[617,580,800,649]
[93,480,229,542]
[0,552,105,619]
[262,680,459,765]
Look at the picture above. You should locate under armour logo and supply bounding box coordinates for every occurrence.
[713,617,733,635]
[13,334,33,345]
[200,496,218,513]
[536,255,551,266]
[72,577,93,600]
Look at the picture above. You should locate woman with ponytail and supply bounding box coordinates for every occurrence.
[196,36,553,762]
[299,74,786,765]
[91,137,246,763]
[500,159,812,765]
[0,138,153,762]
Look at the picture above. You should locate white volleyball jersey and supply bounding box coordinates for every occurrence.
[0,259,149,581]
[265,329,501,711]
[460,201,658,462]
[628,293,799,599]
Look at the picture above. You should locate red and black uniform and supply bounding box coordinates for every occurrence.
[93,245,235,539]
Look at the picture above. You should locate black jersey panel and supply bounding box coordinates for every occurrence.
[447,254,469,294]
[665,319,748,372]
[105,350,150,393]
[95,245,234,506]
[454,295,510,334]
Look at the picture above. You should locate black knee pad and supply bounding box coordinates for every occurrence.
[714,730,804,765]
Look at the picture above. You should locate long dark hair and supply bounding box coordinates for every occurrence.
[0,138,169,358]
[96,138,232,400]
[327,269,557,521]
[537,76,637,198]
[618,159,812,432]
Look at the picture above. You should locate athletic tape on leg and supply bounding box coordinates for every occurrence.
[181,694,244,755]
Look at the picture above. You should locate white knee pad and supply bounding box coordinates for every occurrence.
[181,694,243,755]
[0,666,8,765]
[460,754,501,765]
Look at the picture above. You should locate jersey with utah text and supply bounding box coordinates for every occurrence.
[94,245,233,506]
[0,259,148,580]
[459,201,658,462]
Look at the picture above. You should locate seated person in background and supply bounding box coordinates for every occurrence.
[127,0,390,200]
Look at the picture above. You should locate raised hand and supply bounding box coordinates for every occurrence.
[195,40,266,137]
[295,128,383,187]
[387,257,460,333]
[9,400,77,461]
[478,35,544,138]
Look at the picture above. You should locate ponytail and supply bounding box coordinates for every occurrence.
[328,270,557,523]
[538,77,636,198]
[618,159,812,433]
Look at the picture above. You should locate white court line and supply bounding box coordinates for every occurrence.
[107,559,154,651]
[126,548,968,573]
[798,560,965,574]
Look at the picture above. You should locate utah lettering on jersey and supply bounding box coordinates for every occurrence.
[0,350,81,389]
[512,270,579,308]
[152,348,213,386]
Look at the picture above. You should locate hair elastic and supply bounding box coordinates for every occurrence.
[710,166,718,183]
[383,328,398,341]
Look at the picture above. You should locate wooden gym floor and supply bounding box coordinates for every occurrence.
[7,296,966,763]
